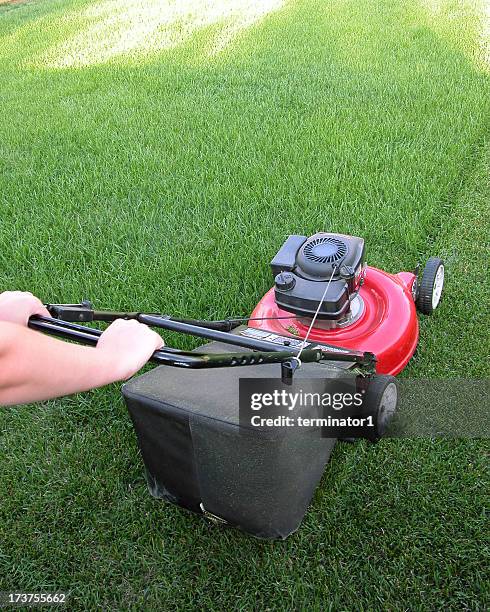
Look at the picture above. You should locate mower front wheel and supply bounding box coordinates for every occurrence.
[364,375,398,442]
[416,257,445,314]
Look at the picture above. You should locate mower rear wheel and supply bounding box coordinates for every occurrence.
[416,257,445,314]
[364,375,398,442]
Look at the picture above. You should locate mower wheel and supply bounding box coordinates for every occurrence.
[416,257,444,314]
[364,375,398,442]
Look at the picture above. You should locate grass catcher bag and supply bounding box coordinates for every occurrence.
[122,342,340,539]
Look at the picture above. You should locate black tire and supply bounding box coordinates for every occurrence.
[363,375,398,442]
[416,257,445,315]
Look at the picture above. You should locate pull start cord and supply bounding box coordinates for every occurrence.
[295,265,338,365]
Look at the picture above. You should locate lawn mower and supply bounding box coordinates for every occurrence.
[29,232,444,538]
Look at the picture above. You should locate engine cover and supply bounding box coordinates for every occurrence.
[270,233,365,321]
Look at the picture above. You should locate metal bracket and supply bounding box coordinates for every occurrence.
[47,300,94,322]
[281,357,302,385]
[199,503,228,525]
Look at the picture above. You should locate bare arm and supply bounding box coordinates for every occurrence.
[0,320,164,406]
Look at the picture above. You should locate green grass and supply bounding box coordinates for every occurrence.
[0,0,489,609]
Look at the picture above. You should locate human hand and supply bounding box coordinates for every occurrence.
[96,318,164,380]
[0,291,50,326]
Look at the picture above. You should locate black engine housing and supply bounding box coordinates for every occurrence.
[271,233,365,321]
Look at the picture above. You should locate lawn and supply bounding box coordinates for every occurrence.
[0,0,489,609]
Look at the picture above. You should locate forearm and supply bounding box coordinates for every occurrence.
[0,323,127,406]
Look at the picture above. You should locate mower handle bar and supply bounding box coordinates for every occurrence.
[28,316,323,374]
[44,302,376,369]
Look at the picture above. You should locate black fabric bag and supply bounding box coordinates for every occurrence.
[122,342,339,539]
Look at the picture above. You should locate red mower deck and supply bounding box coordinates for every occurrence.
[250,266,419,375]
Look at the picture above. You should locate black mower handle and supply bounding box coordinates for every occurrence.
[41,301,377,377]
[28,316,323,378]
[46,303,374,359]
[46,303,310,354]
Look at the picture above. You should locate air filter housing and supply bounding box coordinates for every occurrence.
[271,233,365,320]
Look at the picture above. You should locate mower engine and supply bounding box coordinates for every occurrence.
[248,232,444,375]
[271,233,366,328]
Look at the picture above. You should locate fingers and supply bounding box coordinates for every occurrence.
[0,291,49,325]
[33,304,51,318]
[103,318,164,348]
[122,319,165,349]
[24,296,50,319]
[0,290,33,297]
[97,318,165,380]
[152,330,165,349]
[26,295,49,317]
